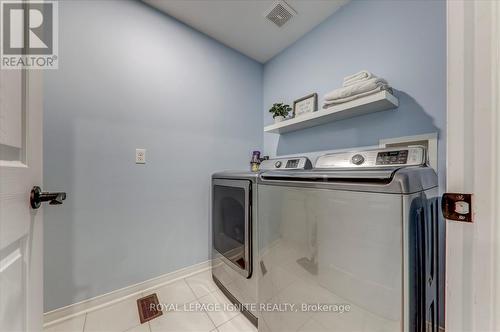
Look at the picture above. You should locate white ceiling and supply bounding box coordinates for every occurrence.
[143,0,348,63]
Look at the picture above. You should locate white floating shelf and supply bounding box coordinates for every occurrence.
[264,90,399,134]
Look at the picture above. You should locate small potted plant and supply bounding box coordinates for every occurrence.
[269,103,292,123]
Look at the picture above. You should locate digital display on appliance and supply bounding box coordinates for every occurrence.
[286,159,300,168]
[376,150,408,165]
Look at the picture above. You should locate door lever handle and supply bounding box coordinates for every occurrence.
[30,186,67,209]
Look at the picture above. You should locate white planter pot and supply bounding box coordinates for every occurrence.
[274,116,285,123]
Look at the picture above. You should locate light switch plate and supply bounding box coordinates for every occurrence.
[136,149,146,164]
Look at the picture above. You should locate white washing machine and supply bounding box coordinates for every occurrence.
[256,147,440,332]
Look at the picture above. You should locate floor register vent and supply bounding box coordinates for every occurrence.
[137,293,163,324]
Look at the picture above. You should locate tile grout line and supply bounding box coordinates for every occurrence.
[183,277,200,299]
[185,271,218,299]
[149,276,214,331]
[202,309,217,331]
[129,293,146,332]
[295,315,315,332]
[140,291,155,332]
[198,297,218,331]
[183,276,219,331]
[81,313,87,332]
[197,275,239,328]
[217,313,239,330]
[209,295,239,328]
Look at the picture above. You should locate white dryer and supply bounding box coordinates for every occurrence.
[211,157,312,327]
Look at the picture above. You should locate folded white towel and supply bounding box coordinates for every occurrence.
[343,70,374,87]
[324,77,388,102]
[322,85,391,108]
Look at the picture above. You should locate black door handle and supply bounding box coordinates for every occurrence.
[30,186,67,209]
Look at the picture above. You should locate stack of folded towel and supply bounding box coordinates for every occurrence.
[323,70,392,109]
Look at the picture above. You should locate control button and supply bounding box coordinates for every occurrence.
[275,161,282,168]
[351,154,365,165]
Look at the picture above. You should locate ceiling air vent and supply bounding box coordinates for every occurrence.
[265,1,297,28]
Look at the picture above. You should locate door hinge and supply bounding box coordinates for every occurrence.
[441,193,473,223]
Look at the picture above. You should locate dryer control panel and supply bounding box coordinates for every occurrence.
[315,146,426,169]
[261,157,312,170]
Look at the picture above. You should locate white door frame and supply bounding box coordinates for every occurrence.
[446,0,500,331]
[495,3,500,330]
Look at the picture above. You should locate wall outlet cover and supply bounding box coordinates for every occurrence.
[136,149,146,164]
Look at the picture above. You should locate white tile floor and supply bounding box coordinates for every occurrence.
[44,270,257,332]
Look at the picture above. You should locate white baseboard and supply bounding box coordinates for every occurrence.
[43,260,210,328]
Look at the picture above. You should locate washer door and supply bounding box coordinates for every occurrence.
[212,179,251,278]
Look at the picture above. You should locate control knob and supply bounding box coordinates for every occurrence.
[351,154,365,165]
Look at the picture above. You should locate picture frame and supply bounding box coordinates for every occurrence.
[293,93,318,118]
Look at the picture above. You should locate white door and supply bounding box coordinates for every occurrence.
[0,69,44,332]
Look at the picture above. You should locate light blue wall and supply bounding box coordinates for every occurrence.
[43,0,262,311]
[263,0,446,190]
